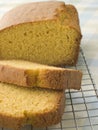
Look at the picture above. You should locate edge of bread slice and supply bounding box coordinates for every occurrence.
[0,82,65,129]
[0,60,82,90]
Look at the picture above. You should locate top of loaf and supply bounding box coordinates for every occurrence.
[0,1,81,34]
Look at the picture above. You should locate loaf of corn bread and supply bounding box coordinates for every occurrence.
[0,2,82,129]
[0,60,82,90]
[0,1,82,65]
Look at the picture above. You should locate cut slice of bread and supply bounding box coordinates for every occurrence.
[0,60,82,90]
[0,1,82,65]
[0,82,65,130]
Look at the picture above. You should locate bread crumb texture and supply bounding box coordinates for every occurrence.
[0,82,65,129]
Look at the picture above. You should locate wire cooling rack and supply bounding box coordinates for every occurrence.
[0,48,98,130]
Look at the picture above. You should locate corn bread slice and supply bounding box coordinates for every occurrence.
[0,1,82,65]
[0,82,65,130]
[0,60,82,90]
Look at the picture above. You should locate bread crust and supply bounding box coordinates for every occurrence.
[0,113,24,130]
[0,65,27,87]
[0,60,82,90]
[38,68,82,90]
[0,1,81,35]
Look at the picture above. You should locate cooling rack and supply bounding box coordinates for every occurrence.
[0,48,97,130]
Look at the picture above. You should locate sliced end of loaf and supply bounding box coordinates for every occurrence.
[0,83,65,129]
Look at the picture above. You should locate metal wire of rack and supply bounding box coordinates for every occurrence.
[0,49,98,130]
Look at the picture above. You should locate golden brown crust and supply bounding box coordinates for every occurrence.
[0,60,82,90]
[38,68,82,90]
[0,113,24,130]
[65,5,82,34]
[65,69,82,90]
[0,1,81,36]
[0,65,28,87]
[0,1,64,30]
